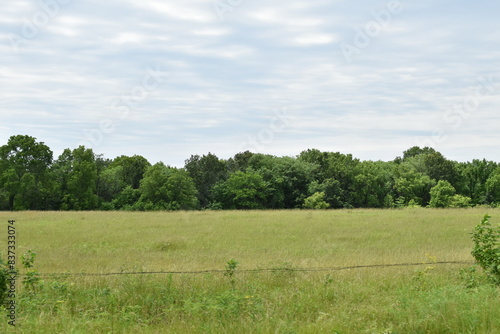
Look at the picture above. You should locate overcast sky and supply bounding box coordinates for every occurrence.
[2,0,499,167]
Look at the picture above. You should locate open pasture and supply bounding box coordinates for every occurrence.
[0,208,499,333]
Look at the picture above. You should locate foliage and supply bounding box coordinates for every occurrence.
[248,154,318,208]
[0,257,9,305]
[449,194,472,208]
[423,152,459,185]
[54,146,99,210]
[97,165,126,203]
[457,159,498,205]
[393,163,435,206]
[112,186,142,210]
[485,170,500,204]
[471,214,500,284]
[308,178,343,208]
[224,259,239,287]
[226,150,254,173]
[185,153,227,208]
[21,250,41,293]
[212,171,270,209]
[351,160,394,208]
[139,163,198,210]
[0,135,54,210]
[429,180,456,208]
[110,155,151,189]
[2,136,500,211]
[458,265,487,289]
[303,192,330,209]
[402,146,437,159]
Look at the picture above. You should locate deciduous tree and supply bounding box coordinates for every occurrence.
[139,163,198,210]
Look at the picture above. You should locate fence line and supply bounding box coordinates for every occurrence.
[32,261,474,279]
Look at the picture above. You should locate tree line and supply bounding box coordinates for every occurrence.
[1,135,500,211]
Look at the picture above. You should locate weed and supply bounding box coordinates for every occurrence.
[323,274,334,287]
[459,266,486,289]
[21,249,41,293]
[412,265,435,291]
[224,259,239,287]
[0,257,9,305]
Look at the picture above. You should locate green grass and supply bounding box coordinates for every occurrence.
[0,208,498,333]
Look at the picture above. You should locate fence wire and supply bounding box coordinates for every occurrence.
[31,260,474,279]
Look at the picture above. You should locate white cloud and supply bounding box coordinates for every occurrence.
[1,0,499,166]
[125,0,215,23]
[293,33,337,45]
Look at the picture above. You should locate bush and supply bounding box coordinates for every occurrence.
[0,258,9,305]
[407,199,421,208]
[429,180,456,208]
[471,214,500,284]
[100,202,115,211]
[449,194,472,208]
[303,192,330,209]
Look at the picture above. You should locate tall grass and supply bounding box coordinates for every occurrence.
[0,208,498,333]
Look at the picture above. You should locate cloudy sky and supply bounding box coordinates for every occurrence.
[2,0,499,167]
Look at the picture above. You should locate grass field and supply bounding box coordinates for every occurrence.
[0,208,498,333]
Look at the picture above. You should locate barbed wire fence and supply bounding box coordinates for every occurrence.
[31,260,474,279]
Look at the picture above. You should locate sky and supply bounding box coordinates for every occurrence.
[1,0,500,167]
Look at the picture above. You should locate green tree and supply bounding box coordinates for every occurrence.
[112,185,141,210]
[139,163,198,210]
[402,146,437,160]
[299,149,360,208]
[54,146,98,210]
[324,152,360,207]
[485,168,500,205]
[393,163,435,206]
[308,178,344,209]
[96,155,150,209]
[457,159,498,204]
[97,165,126,204]
[400,148,458,186]
[110,155,150,189]
[248,154,317,209]
[423,152,458,185]
[212,171,270,209]
[429,180,456,208]
[0,135,53,210]
[185,153,227,208]
[226,151,254,173]
[351,160,394,208]
[0,169,20,210]
[297,148,330,179]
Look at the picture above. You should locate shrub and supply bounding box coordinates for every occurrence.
[303,192,330,209]
[449,194,472,208]
[471,214,500,284]
[429,180,456,208]
[21,250,41,293]
[407,199,421,208]
[0,257,9,305]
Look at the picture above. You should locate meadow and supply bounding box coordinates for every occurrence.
[0,208,498,333]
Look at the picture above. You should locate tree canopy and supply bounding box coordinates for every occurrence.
[0,135,498,211]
